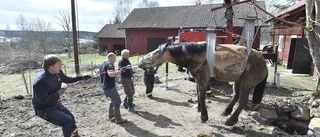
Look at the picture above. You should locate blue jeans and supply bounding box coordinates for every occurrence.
[35,104,77,137]
[103,87,121,109]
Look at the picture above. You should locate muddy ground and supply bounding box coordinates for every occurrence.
[0,65,316,137]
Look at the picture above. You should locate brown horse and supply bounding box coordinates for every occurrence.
[138,42,268,126]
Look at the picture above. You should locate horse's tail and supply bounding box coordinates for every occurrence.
[252,72,268,104]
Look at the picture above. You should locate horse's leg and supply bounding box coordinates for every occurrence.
[199,85,208,122]
[221,81,240,116]
[225,86,251,126]
[196,82,201,112]
[195,79,208,122]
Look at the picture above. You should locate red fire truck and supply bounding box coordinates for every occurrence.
[173,29,241,45]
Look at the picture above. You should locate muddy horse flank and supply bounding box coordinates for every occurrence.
[138,42,268,126]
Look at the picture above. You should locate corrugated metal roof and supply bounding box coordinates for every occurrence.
[277,0,305,17]
[119,2,267,29]
[95,24,125,38]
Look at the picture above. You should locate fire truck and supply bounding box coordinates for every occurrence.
[173,29,241,45]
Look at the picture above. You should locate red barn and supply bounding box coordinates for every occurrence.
[116,2,267,55]
[95,24,125,55]
[268,0,314,75]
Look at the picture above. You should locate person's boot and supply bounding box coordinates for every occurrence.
[114,108,127,124]
[146,92,153,99]
[128,97,136,113]
[122,97,128,109]
[109,103,114,119]
[70,128,81,137]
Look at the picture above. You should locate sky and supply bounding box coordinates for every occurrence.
[0,0,215,32]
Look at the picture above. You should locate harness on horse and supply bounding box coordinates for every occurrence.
[140,44,168,67]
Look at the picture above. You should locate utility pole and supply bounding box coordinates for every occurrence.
[71,0,80,75]
[213,0,251,44]
[224,0,233,44]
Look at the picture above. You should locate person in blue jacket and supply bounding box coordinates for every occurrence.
[32,55,91,137]
[118,49,136,112]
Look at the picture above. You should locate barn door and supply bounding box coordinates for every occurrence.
[287,38,297,69]
[113,44,124,55]
[147,38,166,53]
[292,38,312,74]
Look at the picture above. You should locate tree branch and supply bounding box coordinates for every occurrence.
[251,2,311,31]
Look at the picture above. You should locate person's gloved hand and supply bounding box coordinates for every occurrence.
[83,75,91,80]
[121,68,126,73]
[126,65,132,69]
[57,88,66,96]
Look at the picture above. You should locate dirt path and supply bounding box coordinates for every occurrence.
[0,66,315,137]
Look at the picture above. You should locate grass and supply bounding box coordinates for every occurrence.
[0,71,39,99]
[0,53,178,100]
[267,65,317,93]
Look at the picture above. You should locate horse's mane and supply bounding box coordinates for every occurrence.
[166,42,207,58]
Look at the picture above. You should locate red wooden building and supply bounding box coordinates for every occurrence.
[269,0,314,75]
[115,2,267,55]
[94,24,125,55]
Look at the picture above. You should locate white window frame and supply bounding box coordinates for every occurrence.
[291,35,297,39]
[278,35,284,51]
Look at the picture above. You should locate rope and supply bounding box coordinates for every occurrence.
[63,65,132,89]
[316,76,320,96]
[58,64,136,111]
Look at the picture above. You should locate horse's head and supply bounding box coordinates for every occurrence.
[138,43,169,69]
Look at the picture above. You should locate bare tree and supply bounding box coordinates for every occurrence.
[16,14,36,54]
[4,25,13,45]
[138,0,159,8]
[33,17,53,56]
[16,14,37,94]
[54,9,73,58]
[113,14,122,24]
[306,1,320,80]
[0,25,14,66]
[114,0,133,22]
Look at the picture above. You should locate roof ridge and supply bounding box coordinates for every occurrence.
[134,3,221,10]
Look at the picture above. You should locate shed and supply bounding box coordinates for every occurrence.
[94,24,125,55]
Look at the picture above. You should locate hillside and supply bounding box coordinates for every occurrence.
[0,30,97,40]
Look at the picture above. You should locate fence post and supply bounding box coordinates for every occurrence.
[64,64,67,75]
[91,61,93,75]
[21,69,30,95]
[137,54,140,63]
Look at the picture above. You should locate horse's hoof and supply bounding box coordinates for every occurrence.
[201,116,208,123]
[221,112,229,116]
[243,105,250,111]
[225,118,237,126]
